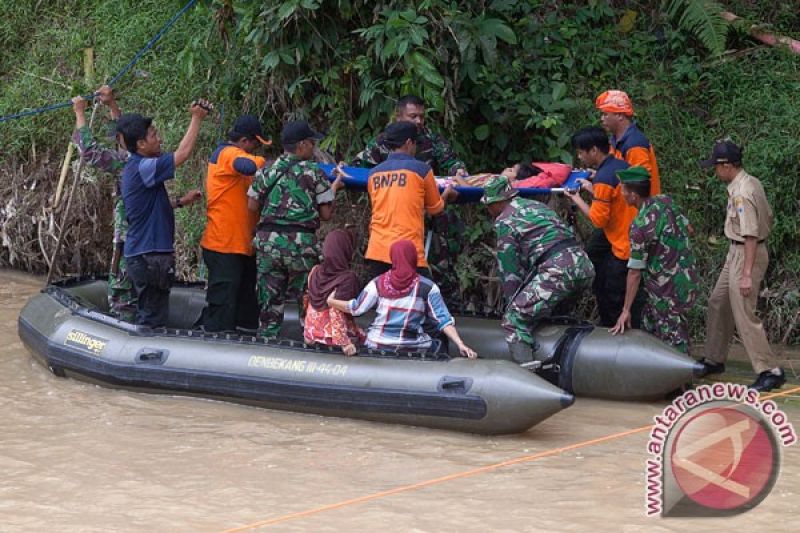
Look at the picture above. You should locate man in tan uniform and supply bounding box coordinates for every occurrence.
[696,140,785,392]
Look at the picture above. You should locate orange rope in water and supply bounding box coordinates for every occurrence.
[222,385,800,532]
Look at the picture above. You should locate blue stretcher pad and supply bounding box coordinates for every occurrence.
[317,164,589,204]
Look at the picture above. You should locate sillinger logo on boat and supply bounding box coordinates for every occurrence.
[645,383,797,517]
[64,329,109,356]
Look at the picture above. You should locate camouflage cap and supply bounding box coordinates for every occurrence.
[617,166,651,183]
[481,175,518,204]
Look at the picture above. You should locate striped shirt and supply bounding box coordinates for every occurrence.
[346,276,455,350]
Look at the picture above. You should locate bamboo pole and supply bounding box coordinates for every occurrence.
[47,49,97,283]
[53,101,99,209]
[53,143,74,207]
[84,48,95,85]
[54,48,96,208]
[46,153,91,285]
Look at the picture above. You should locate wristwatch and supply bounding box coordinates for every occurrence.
[174,196,183,208]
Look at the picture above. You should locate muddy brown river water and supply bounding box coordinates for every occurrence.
[1,270,798,532]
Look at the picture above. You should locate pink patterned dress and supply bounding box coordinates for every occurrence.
[303,305,365,348]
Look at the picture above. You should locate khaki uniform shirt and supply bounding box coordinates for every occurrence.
[724,169,773,243]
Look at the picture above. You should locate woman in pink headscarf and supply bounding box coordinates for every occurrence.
[327,240,476,358]
[304,230,365,356]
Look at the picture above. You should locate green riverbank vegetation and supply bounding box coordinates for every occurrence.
[1,1,798,343]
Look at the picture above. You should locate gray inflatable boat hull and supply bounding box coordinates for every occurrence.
[17,280,573,435]
[456,318,703,401]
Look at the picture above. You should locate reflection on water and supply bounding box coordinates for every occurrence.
[1,270,797,532]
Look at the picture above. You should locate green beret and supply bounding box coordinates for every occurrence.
[616,166,651,183]
[481,175,519,205]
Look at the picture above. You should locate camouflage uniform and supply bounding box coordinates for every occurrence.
[351,127,466,302]
[495,197,595,347]
[249,153,334,337]
[73,125,137,322]
[351,127,466,175]
[628,195,699,353]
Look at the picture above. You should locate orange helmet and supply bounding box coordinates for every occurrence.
[595,90,634,116]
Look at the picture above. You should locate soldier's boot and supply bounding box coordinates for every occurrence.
[508,340,541,371]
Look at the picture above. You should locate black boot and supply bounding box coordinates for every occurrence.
[750,369,786,392]
[696,358,726,378]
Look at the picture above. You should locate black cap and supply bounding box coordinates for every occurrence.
[229,115,271,145]
[281,120,324,145]
[382,121,418,148]
[700,140,742,168]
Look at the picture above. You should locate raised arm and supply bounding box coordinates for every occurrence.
[173,99,212,167]
[72,96,89,130]
[71,95,126,175]
[96,85,121,120]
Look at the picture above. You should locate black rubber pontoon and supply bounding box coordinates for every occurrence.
[456,317,704,401]
[18,278,573,435]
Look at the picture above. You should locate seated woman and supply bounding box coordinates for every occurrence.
[327,240,477,358]
[304,230,365,356]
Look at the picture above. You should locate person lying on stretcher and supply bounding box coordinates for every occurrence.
[435,161,572,190]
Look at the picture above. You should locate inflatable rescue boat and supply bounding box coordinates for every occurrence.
[18,278,574,435]
[19,278,702,433]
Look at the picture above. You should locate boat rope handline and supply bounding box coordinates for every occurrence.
[0,0,200,125]
[43,283,450,362]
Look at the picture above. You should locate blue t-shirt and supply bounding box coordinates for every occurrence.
[121,152,176,257]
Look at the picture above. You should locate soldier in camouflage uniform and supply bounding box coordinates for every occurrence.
[350,95,467,303]
[247,121,343,338]
[482,176,595,364]
[610,167,698,353]
[72,87,136,322]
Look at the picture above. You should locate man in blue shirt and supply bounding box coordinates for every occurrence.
[116,100,211,326]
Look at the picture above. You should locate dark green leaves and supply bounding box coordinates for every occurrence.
[663,0,729,56]
[479,18,517,45]
[406,51,444,87]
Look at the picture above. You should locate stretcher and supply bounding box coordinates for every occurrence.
[318,164,590,203]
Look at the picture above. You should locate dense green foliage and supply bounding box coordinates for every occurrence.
[664,0,730,55]
[0,0,798,342]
